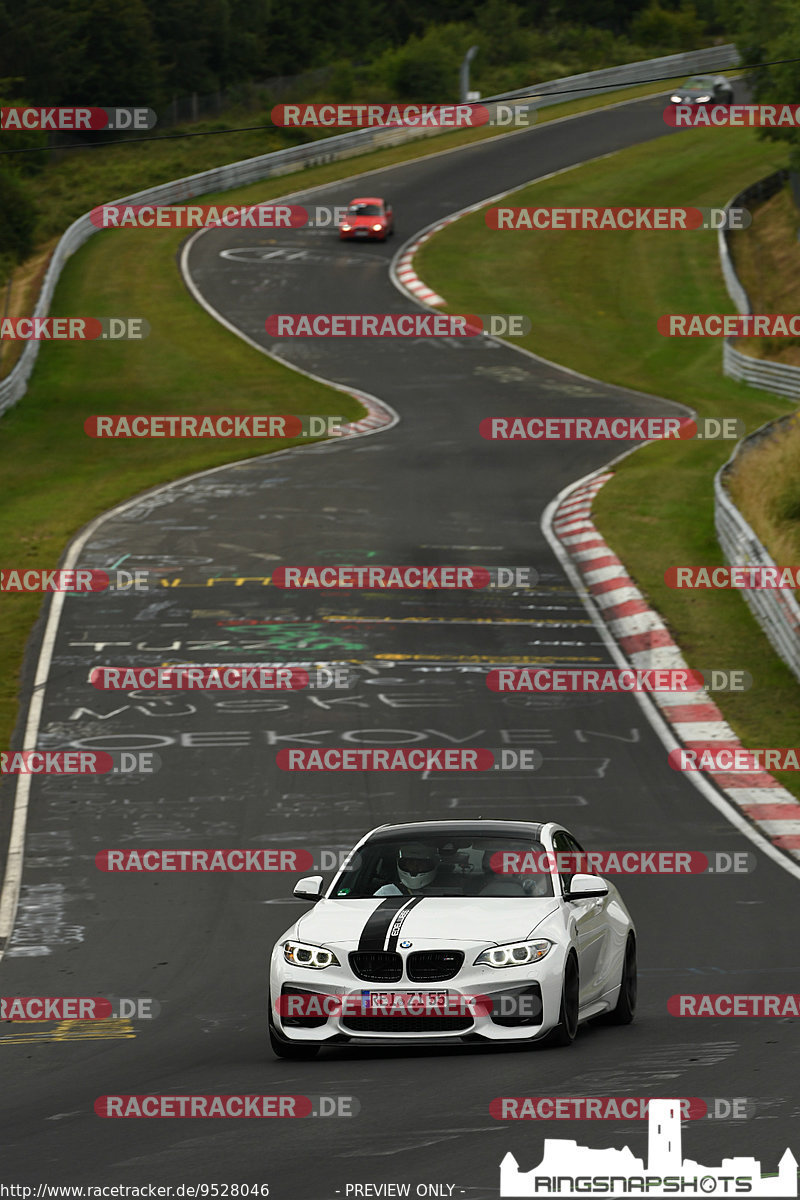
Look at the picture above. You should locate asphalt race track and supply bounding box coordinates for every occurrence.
[2,90,799,1197]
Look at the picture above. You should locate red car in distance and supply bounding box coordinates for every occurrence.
[339,197,394,241]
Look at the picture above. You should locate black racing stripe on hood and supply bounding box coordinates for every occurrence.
[386,896,423,952]
[358,896,410,950]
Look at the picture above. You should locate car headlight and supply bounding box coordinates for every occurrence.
[474,940,552,968]
[372,223,383,231]
[670,94,683,103]
[696,94,711,102]
[283,940,340,969]
[341,223,352,231]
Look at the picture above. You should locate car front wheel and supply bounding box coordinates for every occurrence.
[607,934,637,1025]
[547,953,579,1046]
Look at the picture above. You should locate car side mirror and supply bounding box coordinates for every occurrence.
[565,873,609,899]
[293,875,323,901]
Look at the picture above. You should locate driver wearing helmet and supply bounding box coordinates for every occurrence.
[373,842,441,896]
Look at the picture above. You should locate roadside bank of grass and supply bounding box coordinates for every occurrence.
[416,125,800,796]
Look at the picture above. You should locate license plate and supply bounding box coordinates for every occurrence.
[355,229,369,237]
[365,991,448,1008]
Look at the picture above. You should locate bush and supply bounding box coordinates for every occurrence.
[0,168,37,263]
[630,2,705,50]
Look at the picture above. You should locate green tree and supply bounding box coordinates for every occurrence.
[733,0,800,167]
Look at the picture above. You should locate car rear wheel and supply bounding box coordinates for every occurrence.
[608,934,637,1025]
[547,953,579,1046]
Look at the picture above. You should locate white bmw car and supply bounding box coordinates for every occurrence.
[268,819,636,1058]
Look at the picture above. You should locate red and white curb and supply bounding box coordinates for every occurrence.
[551,472,800,865]
[337,387,395,435]
[394,222,455,306]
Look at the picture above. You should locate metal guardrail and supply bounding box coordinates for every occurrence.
[0,43,740,418]
[715,436,800,683]
[718,168,800,398]
[715,174,800,682]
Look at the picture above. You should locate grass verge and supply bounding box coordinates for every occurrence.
[416,124,800,796]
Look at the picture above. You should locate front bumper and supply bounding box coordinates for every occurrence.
[270,952,564,1045]
[339,226,387,240]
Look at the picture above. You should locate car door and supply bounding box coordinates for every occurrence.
[554,830,609,1006]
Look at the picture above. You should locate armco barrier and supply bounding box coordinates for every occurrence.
[0,44,739,419]
[719,168,800,398]
[715,425,800,683]
[714,170,800,682]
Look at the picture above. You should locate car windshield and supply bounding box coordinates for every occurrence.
[683,76,714,88]
[329,834,555,898]
[347,203,382,216]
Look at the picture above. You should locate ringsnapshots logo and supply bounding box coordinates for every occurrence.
[486,207,750,231]
[499,1097,798,1196]
[1,107,156,131]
